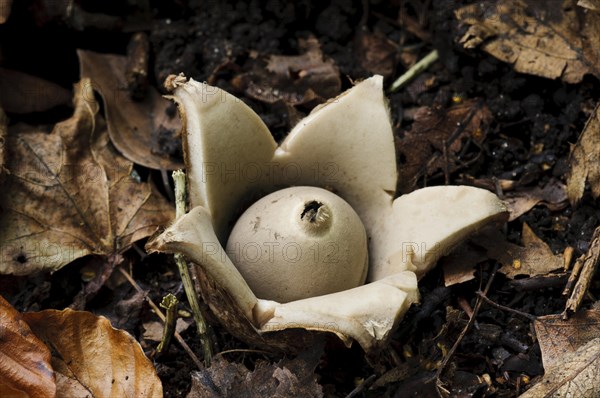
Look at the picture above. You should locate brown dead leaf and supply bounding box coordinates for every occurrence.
[78,50,184,170]
[456,0,600,83]
[0,0,12,24]
[23,309,162,398]
[578,0,600,11]
[187,348,323,398]
[0,295,55,398]
[505,179,568,221]
[442,240,488,286]
[0,79,174,275]
[396,99,491,194]
[0,68,71,114]
[355,30,398,78]
[520,311,600,397]
[240,36,340,107]
[567,103,600,205]
[492,223,564,278]
[564,226,600,314]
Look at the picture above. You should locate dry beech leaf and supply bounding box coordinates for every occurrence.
[23,309,162,398]
[520,310,600,397]
[456,0,600,83]
[241,36,340,106]
[0,68,71,114]
[504,179,568,221]
[492,223,563,278]
[78,49,184,170]
[187,348,323,398]
[567,103,600,205]
[0,79,174,275]
[396,99,491,194]
[0,295,55,398]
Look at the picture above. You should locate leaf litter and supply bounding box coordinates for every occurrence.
[0,79,174,275]
[456,0,600,83]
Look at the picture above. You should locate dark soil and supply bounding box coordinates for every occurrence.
[1,1,599,397]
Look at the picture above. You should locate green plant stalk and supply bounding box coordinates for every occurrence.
[157,293,179,353]
[173,170,213,367]
[388,49,439,93]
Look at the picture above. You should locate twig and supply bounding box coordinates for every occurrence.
[157,294,179,354]
[433,265,498,392]
[388,49,439,93]
[475,291,537,321]
[173,170,214,367]
[118,267,204,370]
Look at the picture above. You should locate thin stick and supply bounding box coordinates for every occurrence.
[476,291,537,321]
[388,49,439,93]
[433,265,498,390]
[118,267,203,369]
[173,170,214,367]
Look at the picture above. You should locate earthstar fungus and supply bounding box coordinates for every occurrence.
[147,74,508,351]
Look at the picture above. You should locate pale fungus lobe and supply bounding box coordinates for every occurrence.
[147,74,509,351]
[226,186,368,303]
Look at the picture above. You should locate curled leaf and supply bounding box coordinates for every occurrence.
[23,309,162,398]
[0,295,55,398]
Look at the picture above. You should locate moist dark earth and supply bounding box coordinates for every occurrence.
[1,1,599,397]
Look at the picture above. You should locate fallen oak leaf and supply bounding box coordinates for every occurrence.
[0,294,55,398]
[0,79,174,275]
[23,308,162,398]
[456,0,600,83]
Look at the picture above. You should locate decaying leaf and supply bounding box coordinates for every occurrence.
[0,68,71,114]
[239,36,340,106]
[521,311,600,397]
[567,103,600,205]
[493,223,564,278]
[564,226,600,314]
[23,309,162,398]
[355,30,398,78]
[0,0,12,24]
[578,0,600,11]
[0,79,174,275]
[505,179,568,221]
[0,295,55,398]
[443,224,563,284]
[187,348,323,398]
[396,99,491,194]
[78,50,184,170]
[456,0,600,83]
[442,240,488,286]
